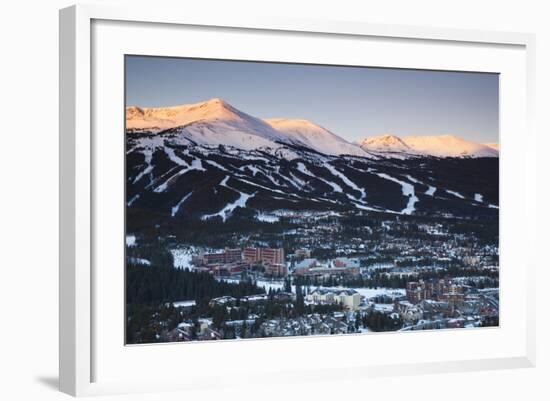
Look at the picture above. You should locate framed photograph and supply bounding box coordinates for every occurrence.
[59,4,536,396]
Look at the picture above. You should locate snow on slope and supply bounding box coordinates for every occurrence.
[375,173,418,215]
[128,98,497,159]
[359,134,498,158]
[171,192,193,217]
[296,162,343,193]
[128,98,369,157]
[128,98,293,152]
[324,163,366,201]
[153,155,205,193]
[265,118,368,157]
[127,98,270,134]
[445,189,465,199]
[406,175,436,196]
[359,134,414,153]
[202,176,256,222]
[484,143,499,151]
[402,135,498,158]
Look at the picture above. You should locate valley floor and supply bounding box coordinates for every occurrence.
[125,210,499,344]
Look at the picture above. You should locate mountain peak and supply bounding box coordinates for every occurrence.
[205,97,226,105]
[359,133,498,158]
[126,98,243,131]
[194,97,231,110]
[359,134,412,153]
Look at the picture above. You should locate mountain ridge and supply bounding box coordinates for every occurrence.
[126,98,498,159]
[359,133,498,158]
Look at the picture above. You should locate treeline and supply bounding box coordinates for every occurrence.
[363,311,403,332]
[126,264,265,305]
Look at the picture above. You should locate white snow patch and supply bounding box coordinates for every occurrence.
[256,212,280,223]
[318,177,343,193]
[406,175,436,196]
[128,257,151,266]
[243,165,261,176]
[445,189,465,199]
[375,173,418,215]
[133,165,154,184]
[352,287,406,299]
[297,163,343,193]
[325,163,366,201]
[171,248,194,269]
[296,162,314,177]
[127,194,140,206]
[171,192,193,217]
[126,234,136,247]
[202,176,255,222]
[474,193,484,203]
[171,300,196,308]
[153,157,205,193]
[288,171,306,187]
[205,160,229,172]
[164,147,188,166]
[235,177,288,196]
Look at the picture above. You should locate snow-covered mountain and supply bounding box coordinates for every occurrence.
[125,98,498,223]
[358,134,414,155]
[265,118,368,157]
[484,143,499,151]
[127,98,294,152]
[127,98,497,160]
[403,135,498,158]
[127,98,265,132]
[359,134,498,158]
[127,98,368,157]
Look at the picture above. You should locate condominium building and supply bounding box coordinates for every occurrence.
[306,288,361,310]
[243,247,285,265]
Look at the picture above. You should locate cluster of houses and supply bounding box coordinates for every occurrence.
[165,318,222,342]
[406,278,466,306]
[188,245,367,280]
[162,278,498,342]
[294,257,360,277]
[305,288,362,310]
[260,314,350,337]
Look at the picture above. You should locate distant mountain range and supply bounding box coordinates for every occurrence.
[126,98,499,223]
[126,98,498,160]
[358,134,498,159]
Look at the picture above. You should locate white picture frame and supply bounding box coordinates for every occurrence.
[59,4,536,397]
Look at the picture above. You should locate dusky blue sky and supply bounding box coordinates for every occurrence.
[125,55,499,144]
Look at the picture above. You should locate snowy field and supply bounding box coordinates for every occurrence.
[126,234,136,247]
[171,248,196,269]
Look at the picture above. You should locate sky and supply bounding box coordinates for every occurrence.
[125,55,499,144]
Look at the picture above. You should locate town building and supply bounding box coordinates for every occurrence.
[243,247,285,265]
[294,248,311,259]
[306,288,362,310]
[294,258,360,277]
[332,257,360,269]
[294,258,318,274]
[406,278,456,303]
[264,263,288,277]
[224,248,243,263]
[202,248,243,265]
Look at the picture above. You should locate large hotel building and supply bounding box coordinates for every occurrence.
[243,247,285,265]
